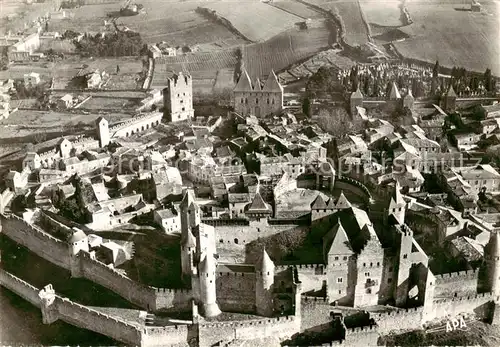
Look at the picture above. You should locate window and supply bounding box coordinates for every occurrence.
[389,266,393,272]
[366,288,372,294]
[256,98,259,104]
[403,254,408,259]
[234,238,239,244]
[338,290,342,294]
[343,256,347,260]
[334,256,339,261]
[364,272,370,277]
[363,263,366,267]
[337,277,343,283]
[370,262,373,267]
[377,262,380,267]
[388,278,392,283]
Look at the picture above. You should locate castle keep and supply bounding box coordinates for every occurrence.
[233,69,284,117]
[163,72,195,123]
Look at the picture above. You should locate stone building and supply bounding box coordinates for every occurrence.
[163,72,194,123]
[233,69,283,117]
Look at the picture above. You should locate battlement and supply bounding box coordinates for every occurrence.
[301,295,329,303]
[297,264,325,270]
[434,269,479,282]
[372,306,423,319]
[346,325,378,334]
[71,136,98,146]
[216,271,256,277]
[58,296,140,330]
[168,72,192,88]
[110,112,162,131]
[433,292,496,304]
[152,287,193,295]
[398,224,413,237]
[2,213,65,245]
[0,269,39,292]
[143,324,188,334]
[201,315,296,328]
[38,149,58,158]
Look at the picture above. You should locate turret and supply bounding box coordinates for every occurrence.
[96,116,110,147]
[445,85,457,112]
[255,248,275,316]
[198,253,221,317]
[180,189,200,232]
[484,231,500,296]
[388,182,406,225]
[181,229,197,275]
[350,87,364,116]
[67,228,88,256]
[403,89,414,109]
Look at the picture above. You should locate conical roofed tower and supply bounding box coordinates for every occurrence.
[234,69,253,92]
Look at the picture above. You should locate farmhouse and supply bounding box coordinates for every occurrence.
[233,69,283,118]
[24,72,41,86]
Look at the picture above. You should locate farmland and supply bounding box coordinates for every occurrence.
[301,0,370,47]
[151,49,239,95]
[243,20,332,80]
[393,0,500,75]
[47,0,246,49]
[270,0,324,19]
[51,57,145,90]
[359,0,403,28]
[204,0,303,42]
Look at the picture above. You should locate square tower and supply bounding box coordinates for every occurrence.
[163,72,194,123]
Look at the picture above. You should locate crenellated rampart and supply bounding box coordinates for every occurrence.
[300,296,332,332]
[434,269,479,298]
[199,315,299,347]
[0,213,71,269]
[56,296,142,345]
[77,251,193,312]
[0,268,41,307]
[371,307,423,334]
[430,292,496,322]
[141,325,190,347]
[344,324,379,347]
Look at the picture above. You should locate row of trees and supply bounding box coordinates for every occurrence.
[74,31,148,57]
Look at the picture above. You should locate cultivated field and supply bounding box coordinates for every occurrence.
[47,0,246,49]
[151,49,239,95]
[302,0,370,47]
[271,0,324,19]
[243,20,332,80]
[394,0,500,75]
[205,0,303,42]
[281,48,356,83]
[51,57,145,90]
[359,0,403,27]
[0,109,141,141]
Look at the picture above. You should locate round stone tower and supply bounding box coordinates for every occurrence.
[255,248,275,316]
[485,231,500,296]
[198,253,221,317]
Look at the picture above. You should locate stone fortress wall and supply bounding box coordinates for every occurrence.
[110,112,163,138]
[0,269,191,347]
[433,269,479,298]
[0,214,193,312]
[2,210,500,346]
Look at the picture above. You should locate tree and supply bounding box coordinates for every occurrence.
[484,68,493,92]
[433,60,440,79]
[302,97,311,117]
[315,107,359,137]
